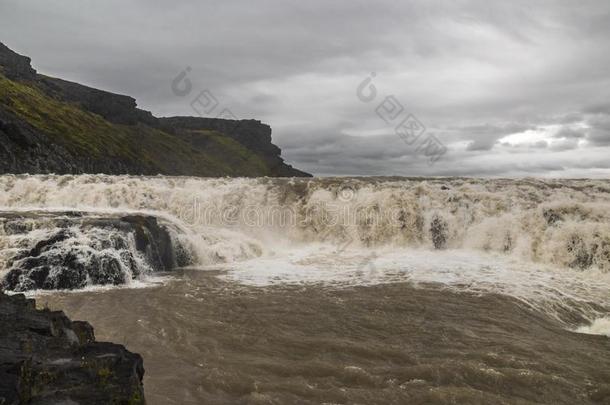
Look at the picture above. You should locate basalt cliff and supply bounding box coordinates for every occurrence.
[0,42,310,177]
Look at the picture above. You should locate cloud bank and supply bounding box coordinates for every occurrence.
[1,0,609,176]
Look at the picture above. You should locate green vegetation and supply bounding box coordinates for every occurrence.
[128,390,145,405]
[182,129,270,175]
[0,72,271,176]
[97,366,112,385]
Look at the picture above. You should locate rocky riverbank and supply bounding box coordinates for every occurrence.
[0,292,145,404]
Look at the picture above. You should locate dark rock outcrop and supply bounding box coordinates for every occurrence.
[0,42,36,81]
[0,292,145,404]
[0,109,81,174]
[430,216,449,250]
[1,212,189,292]
[37,75,158,126]
[159,117,311,177]
[0,41,311,177]
[120,215,177,273]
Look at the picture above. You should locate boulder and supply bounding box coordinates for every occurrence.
[0,292,145,404]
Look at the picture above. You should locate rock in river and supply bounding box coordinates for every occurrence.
[0,292,145,404]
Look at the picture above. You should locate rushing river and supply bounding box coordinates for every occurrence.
[1,175,610,404]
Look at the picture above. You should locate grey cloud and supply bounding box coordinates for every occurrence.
[549,138,579,152]
[533,140,548,149]
[584,102,610,115]
[466,140,495,152]
[558,113,585,124]
[1,0,610,176]
[456,123,535,151]
[586,115,610,146]
[554,127,586,139]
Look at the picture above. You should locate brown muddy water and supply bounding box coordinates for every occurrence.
[39,269,610,405]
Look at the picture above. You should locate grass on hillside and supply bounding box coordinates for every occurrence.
[0,72,270,176]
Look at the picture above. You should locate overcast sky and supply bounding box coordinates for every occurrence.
[1,0,610,177]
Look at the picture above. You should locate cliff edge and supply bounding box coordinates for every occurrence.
[0,42,311,177]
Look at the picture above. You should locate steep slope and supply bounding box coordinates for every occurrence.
[0,42,310,177]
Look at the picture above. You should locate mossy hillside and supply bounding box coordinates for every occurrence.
[0,72,271,176]
[0,73,132,158]
[181,129,270,175]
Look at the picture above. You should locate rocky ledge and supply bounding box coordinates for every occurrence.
[1,212,191,292]
[0,292,145,404]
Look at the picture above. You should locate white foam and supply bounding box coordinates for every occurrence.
[576,317,610,337]
[216,246,607,295]
[9,274,172,298]
[3,175,610,272]
[215,245,610,323]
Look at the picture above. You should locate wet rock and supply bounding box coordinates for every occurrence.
[122,216,175,272]
[566,235,594,270]
[0,292,145,404]
[430,216,448,250]
[1,219,31,235]
[1,213,191,292]
[10,229,71,264]
[88,254,127,286]
[543,208,562,226]
[3,240,126,292]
